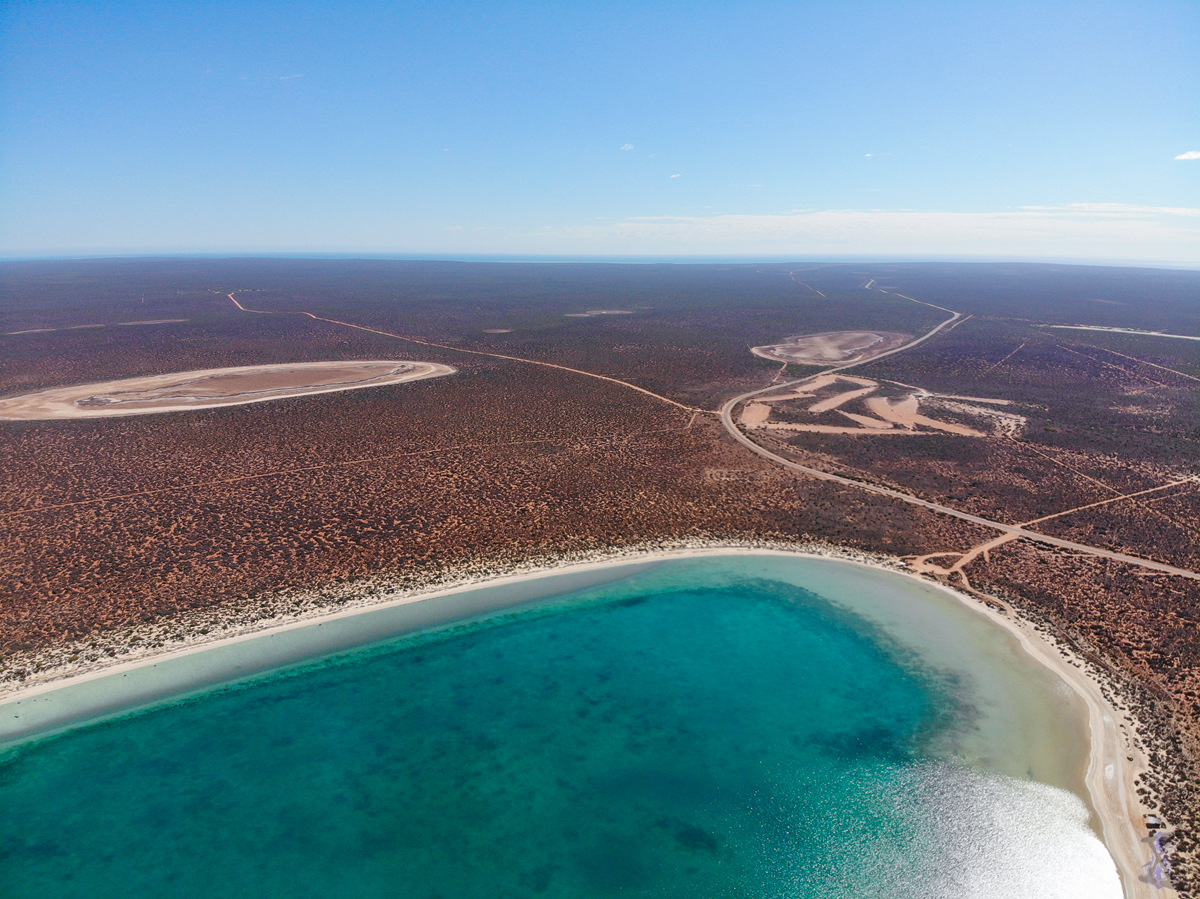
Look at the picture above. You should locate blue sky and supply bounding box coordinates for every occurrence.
[2,1,1197,261]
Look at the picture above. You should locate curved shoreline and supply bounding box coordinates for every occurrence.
[0,542,1168,898]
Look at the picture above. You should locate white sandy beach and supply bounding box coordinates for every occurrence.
[0,541,1169,899]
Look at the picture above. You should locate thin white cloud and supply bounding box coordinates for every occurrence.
[1175,151,1200,160]
[1019,203,1200,217]
[620,143,634,151]
[669,173,681,178]
[551,205,1200,263]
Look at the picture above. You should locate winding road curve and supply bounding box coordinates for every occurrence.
[228,289,1198,581]
[718,292,1200,582]
[225,282,1190,895]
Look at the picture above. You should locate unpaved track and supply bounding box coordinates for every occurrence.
[720,399,1200,580]
[720,292,1200,582]
[786,271,826,297]
[228,294,702,413]
[1093,347,1200,385]
[226,291,1200,581]
[1056,344,1174,389]
[919,479,1198,577]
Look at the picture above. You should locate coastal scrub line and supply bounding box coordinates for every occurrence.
[1,536,888,694]
[0,538,1172,898]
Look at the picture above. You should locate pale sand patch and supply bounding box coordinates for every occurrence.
[928,399,1026,438]
[840,411,894,429]
[741,403,771,426]
[830,374,878,387]
[807,385,878,414]
[482,329,513,334]
[867,394,920,425]
[763,422,916,435]
[920,393,1013,405]
[0,360,456,420]
[0,543,1162,897]
[766,385,828,401]
[752,330,911,365]
[755,380,997,438]
[909,415,985,437]
[759,373,877,402]
[864,395,985,436]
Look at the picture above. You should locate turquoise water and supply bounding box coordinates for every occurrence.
[0,557,1121,898]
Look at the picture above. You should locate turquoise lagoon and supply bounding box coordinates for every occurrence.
[0,554,1122,898]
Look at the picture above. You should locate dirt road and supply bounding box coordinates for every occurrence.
[228,294,702,414]
[719,296,1200,582]
[226,290,1199,581]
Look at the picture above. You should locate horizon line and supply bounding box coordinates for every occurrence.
[2,251,1199,271]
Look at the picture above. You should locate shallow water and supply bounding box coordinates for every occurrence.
[0,556,1121,898]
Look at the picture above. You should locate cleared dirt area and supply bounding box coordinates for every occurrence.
[920,393,1012,405]
[0,360,456,420]
[865,395,986,436]
[741,403,772,426]
[739,374,1020,438]
[751,330,912,365]
[808,385,877,414]
[756,422,918,435]
[841,411,894,429]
